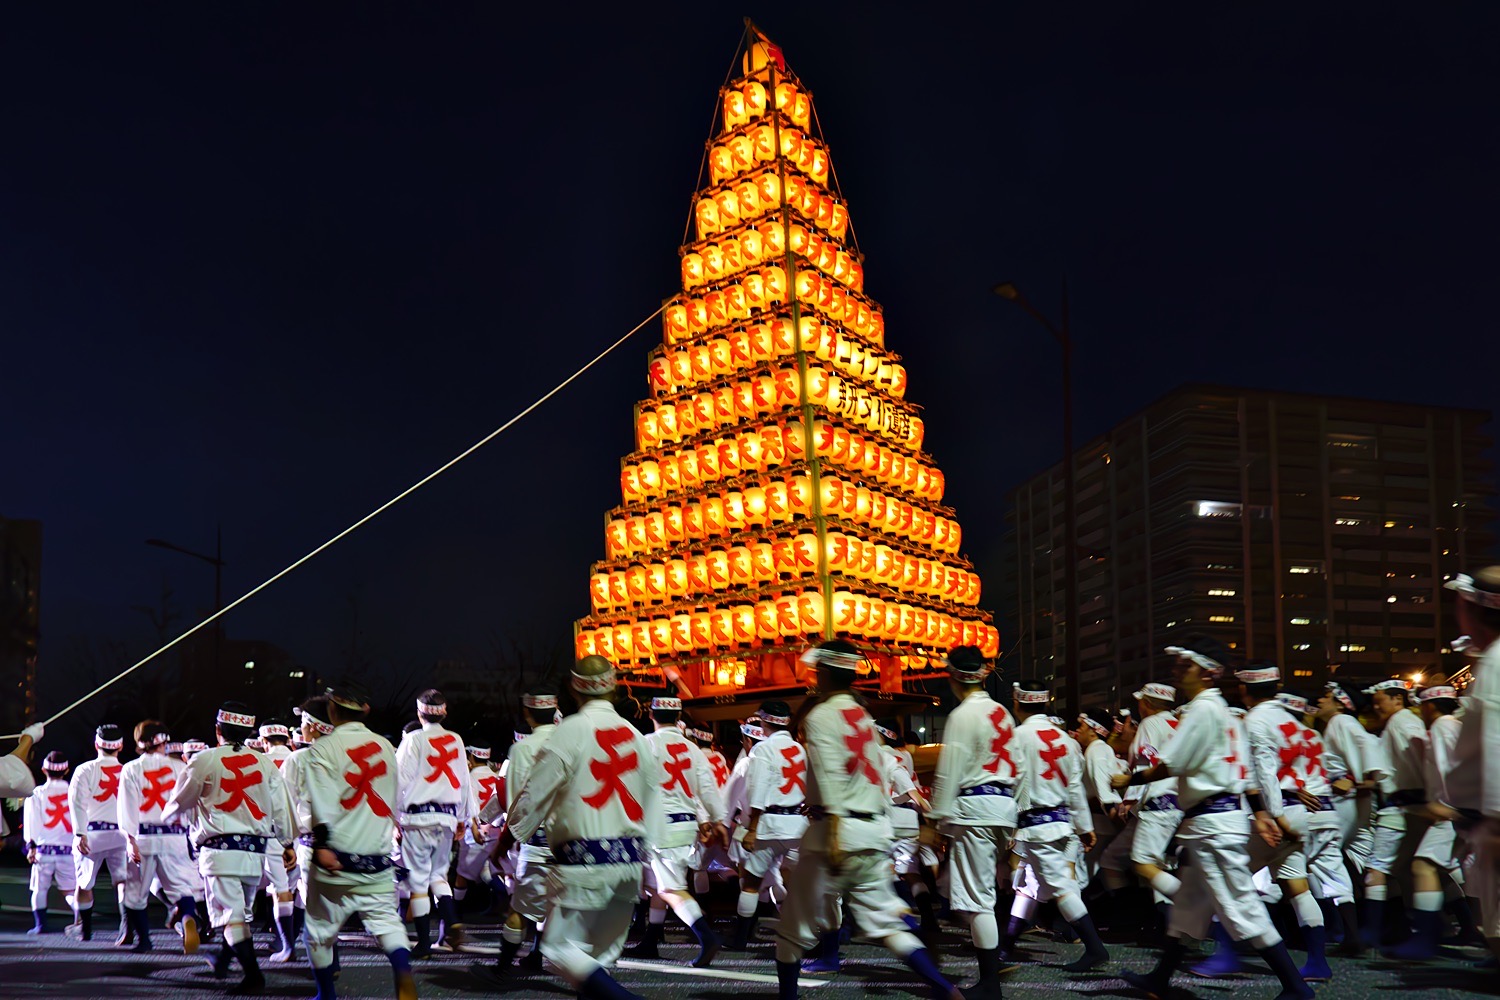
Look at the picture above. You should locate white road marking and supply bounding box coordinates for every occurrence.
[616,958,829,987]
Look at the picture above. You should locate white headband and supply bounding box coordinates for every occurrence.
[1419,685,1458,702]
[43,757,69,771]
[741,721,767,741]
[651,697,682,711]
[467,745,491,760]
[300,713,334,735]
[1133,682,1176,703]
[1325,682,1355,712]
[1078,714,1109,737]
[572,666,617,695]
[1235,665,1280,685]
[799,647,864,672]
[1165,645,1222,676]
[1445,574,1500,609]
[875,724,897,740]
[690,728,714,742]
[217,709,256,729]
[182,740,209,754]
[1364,678,1410,695]
[944,655,989,683]
[1275,692,1309,715]
[259,724,289,739]
[95,736,124,751]
[760,711,791,726]
[164,742,184,755]
[1013,682,1050,705]
[523,694,558,710]
[417,700,447,716]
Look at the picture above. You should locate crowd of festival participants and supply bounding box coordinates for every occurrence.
[3,566,1499,1000]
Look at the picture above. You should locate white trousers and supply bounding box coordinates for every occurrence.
[455,840,492,883]
[400,823,457,899]
[75,833,128,893]
[775,848,920,955]
[1304,824,1354,905]
[31,856,76,910]
[1014,836,1082,906]
[742,840,799,880]
[947,824,1010,915]
[125,840,201,910]
[204,872,262,934]
[305,869,409,967]
[512,849,552,924]
[1170,831,1278,945]
[539,863,641,987]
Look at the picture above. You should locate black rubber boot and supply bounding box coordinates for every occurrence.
[128,908,153,953]
[227,938,266,995]
[1120,935,1185,1000]
[623,921,663,959]
[1061,913,1108,972]
[28,909,47,935]
[1256,940,1314,1000]
[78,906,94,941]
[961,947,1004,999]
[729,913,759,950]
[690,916,722,968]
[496,934,522,970]
[410,913,432,959]
[436,894,464,949]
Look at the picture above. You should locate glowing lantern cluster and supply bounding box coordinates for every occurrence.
[575,33,998,683]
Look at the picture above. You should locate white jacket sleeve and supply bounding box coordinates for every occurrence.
[691,744,726,824]
[0,755,35,799]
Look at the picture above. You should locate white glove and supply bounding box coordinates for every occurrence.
[21,723,44,742]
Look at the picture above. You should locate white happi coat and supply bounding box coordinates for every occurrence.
[928,688,1019,830]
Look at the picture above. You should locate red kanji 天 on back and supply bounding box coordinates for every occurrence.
[341,742,392,817]
[582,727,643,821]
[216,753,266,819]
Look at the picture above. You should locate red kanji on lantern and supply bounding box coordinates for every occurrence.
[94,763,121,803]
[1037,728,1069,784]
[45,793,71,831]
[582,727,644,821]
[778,744,806,794]
[424,734,462,789]
[662,741,694,796]
[216,753,266,820]
[141,766,176,813]
[840,707,881,785]
[982,706,1016,777]
[341,742,392,817]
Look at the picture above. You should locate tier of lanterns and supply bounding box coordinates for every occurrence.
[575,36,997,683]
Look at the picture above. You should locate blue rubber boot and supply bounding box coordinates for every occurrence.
[777,960,800,1000]
[1298,922,1332,982]
[27,909,47,935]
[1188,920,1243,978]
[1384,908,1441,960]
[801,930,842,972]
[312,963,337,1000]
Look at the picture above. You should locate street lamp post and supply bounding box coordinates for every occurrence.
[993,280,1079,717]
[146,525,225,677]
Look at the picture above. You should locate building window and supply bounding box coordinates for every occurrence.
[1293,669,1314,677]
[1289,562,1324,575]
[1327,433,1376,457]
[1334,516,1366,527]
[1339,644,1367,653]
[1207,562,1238,571]
[1209,615,1235,623]
[1208,588,1237,597]
[1290,617,1312,626]
[1293,643,1312,651]
[1195,501,1241,519]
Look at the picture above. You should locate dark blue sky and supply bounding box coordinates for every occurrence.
[5,4,1498,713]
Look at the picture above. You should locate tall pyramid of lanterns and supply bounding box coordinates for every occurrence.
[574,27,998,697]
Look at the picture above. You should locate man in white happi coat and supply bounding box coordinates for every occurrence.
[279,698,336,964]
[23,751,76,935]
[1224,666,1338,983]
[1000,679,1109,972]
[68,723,130,944]
[492,690,560,973]
[926,645,1017,998]
[1101,681,1183,932]
[452,738,501,907]
[774,640,960,1000]
[163,702,296,994]
[624,695,727,967]
[395,689,475,956]
[250,718,300,961]
[505,656,663,999]
[1072,708,1126,885]
[689,725,732,895]
[1115,643,1312,1000]
[732,699,807,950]
[119,721,202,954]
[1442,567,1500,965]
[301,679,416,1000]
[1315,679,1375,952]
[1362,676,1424,945]
[877,717,938,941]
[1380,681,1467,958]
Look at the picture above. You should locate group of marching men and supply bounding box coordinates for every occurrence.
[10,565,1500,1000]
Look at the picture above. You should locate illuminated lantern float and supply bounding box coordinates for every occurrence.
[576,26,997,707]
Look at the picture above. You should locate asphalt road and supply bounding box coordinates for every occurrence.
[1,900,1496,1000]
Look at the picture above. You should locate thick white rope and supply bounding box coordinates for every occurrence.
[4,303,664,741]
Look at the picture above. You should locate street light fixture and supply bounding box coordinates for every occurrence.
[993,279,1079,717]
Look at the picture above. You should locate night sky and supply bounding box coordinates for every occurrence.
[6,5,1498,718]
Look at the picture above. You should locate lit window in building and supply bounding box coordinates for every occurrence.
[1294,670,1313,677]
[1208,588,1237,597]
[1293,644,1312,651]
[1384,521,1397,529]
[1334,517,1365,526]
[1339,644,1367,653]
[1209,615,1235,623]
[1289,564,1323,575]
[1290,617,1312,626]
[1195,501,1242,519]
[1386,596,1398,603]
[1207,563,1237,570]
